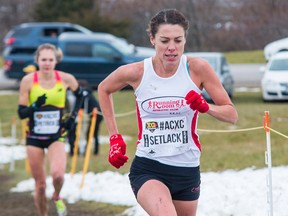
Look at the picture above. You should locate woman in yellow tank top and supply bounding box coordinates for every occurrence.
[17,43,85,216]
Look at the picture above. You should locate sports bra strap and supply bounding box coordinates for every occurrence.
[33,70,61,83]
[186,61,190,75]
[55,70,61,81]
[33,71,38,83]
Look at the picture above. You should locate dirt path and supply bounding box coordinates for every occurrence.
[0,173,126,216]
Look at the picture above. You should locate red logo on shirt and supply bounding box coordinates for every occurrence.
[141,96,189,115]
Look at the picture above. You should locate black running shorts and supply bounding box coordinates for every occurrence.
[26,136,65,149]
[129,156,201,201]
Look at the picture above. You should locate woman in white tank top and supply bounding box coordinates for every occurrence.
[98,8,238,216]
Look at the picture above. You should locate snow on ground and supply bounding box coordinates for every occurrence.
[1,135,287,216]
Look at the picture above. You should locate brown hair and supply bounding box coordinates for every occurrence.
[147,9,189,38]
[34,43,63,63]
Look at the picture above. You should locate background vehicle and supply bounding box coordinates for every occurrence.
[3,22,93,80]
[261,51,288,101]
[56,32,154,87]
[185,52,234,101]
[3,29,154,86]
[3,22,92,53]
[264,37,288,61]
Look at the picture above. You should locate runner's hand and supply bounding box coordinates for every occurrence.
[32,94,47,109]
[185,90,209,113]
[108,134,128,169]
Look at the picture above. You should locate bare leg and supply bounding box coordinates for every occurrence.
[173,199,198,216]
[47,141,67,199]
[27,146,48,216]
[137,180,177,216]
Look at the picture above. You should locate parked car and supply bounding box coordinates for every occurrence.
[4,31,155,88]
[135,46,155,57]
[261,51,288,101]
[55,32,154,87]
[264,37,288,61]
[3,22,93,80]
[185,52,234,101]
[3,22,92,49]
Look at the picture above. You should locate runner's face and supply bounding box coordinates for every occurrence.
[37,49,57,73]
[151,24,186,65]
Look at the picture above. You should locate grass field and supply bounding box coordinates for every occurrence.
[1,90,288,175]
[224,50,266,64]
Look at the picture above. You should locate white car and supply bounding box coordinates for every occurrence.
[261,51,288,101]
[185,52,234,101]
[264,37,288,61]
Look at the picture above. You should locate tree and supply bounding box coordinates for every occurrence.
[32,0,94,21]
[32,0,131,38]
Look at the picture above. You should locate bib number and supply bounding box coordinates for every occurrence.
[33,110,60,134]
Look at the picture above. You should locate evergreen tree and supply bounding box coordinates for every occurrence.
[32,0,130,38]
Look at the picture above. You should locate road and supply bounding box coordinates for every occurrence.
[230,64,264,88]
[0,69,19,90]
[0,64,265,90]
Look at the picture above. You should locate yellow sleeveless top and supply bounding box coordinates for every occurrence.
[27,70,66,139]
[29,70,66,107]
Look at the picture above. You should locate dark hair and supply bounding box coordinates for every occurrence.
[147,9,189,38]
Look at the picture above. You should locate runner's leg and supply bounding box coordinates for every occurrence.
[137,179,177,216]
[27,146,47,216]
[173,200,198,216]
[47,141,67,199]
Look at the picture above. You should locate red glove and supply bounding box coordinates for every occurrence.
[108,134,128,169]
[185,90,209,113]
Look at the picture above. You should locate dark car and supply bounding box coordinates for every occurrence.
[3,31,154,87]
[56,32,153,87]
[3,22,93,79]
[3,22,92,49]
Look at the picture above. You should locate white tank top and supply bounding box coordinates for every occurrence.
[134,55,202,167]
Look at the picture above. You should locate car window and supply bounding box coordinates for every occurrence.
[8,27,32,37]
[63,27,83,33]
[92,43,117,60]
[8,47,36,55]
[43,28,59,37]
[221,57,229,75]
[65,43,92,57]
[111,38,134,56]
[269,59,288,71]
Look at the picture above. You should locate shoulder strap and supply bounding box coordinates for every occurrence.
[33,72,38,83]
[186,61,190,75]
[54,70,61,81]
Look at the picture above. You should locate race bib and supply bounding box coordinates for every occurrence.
[33,110,60,134]
[139,116,191,157]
